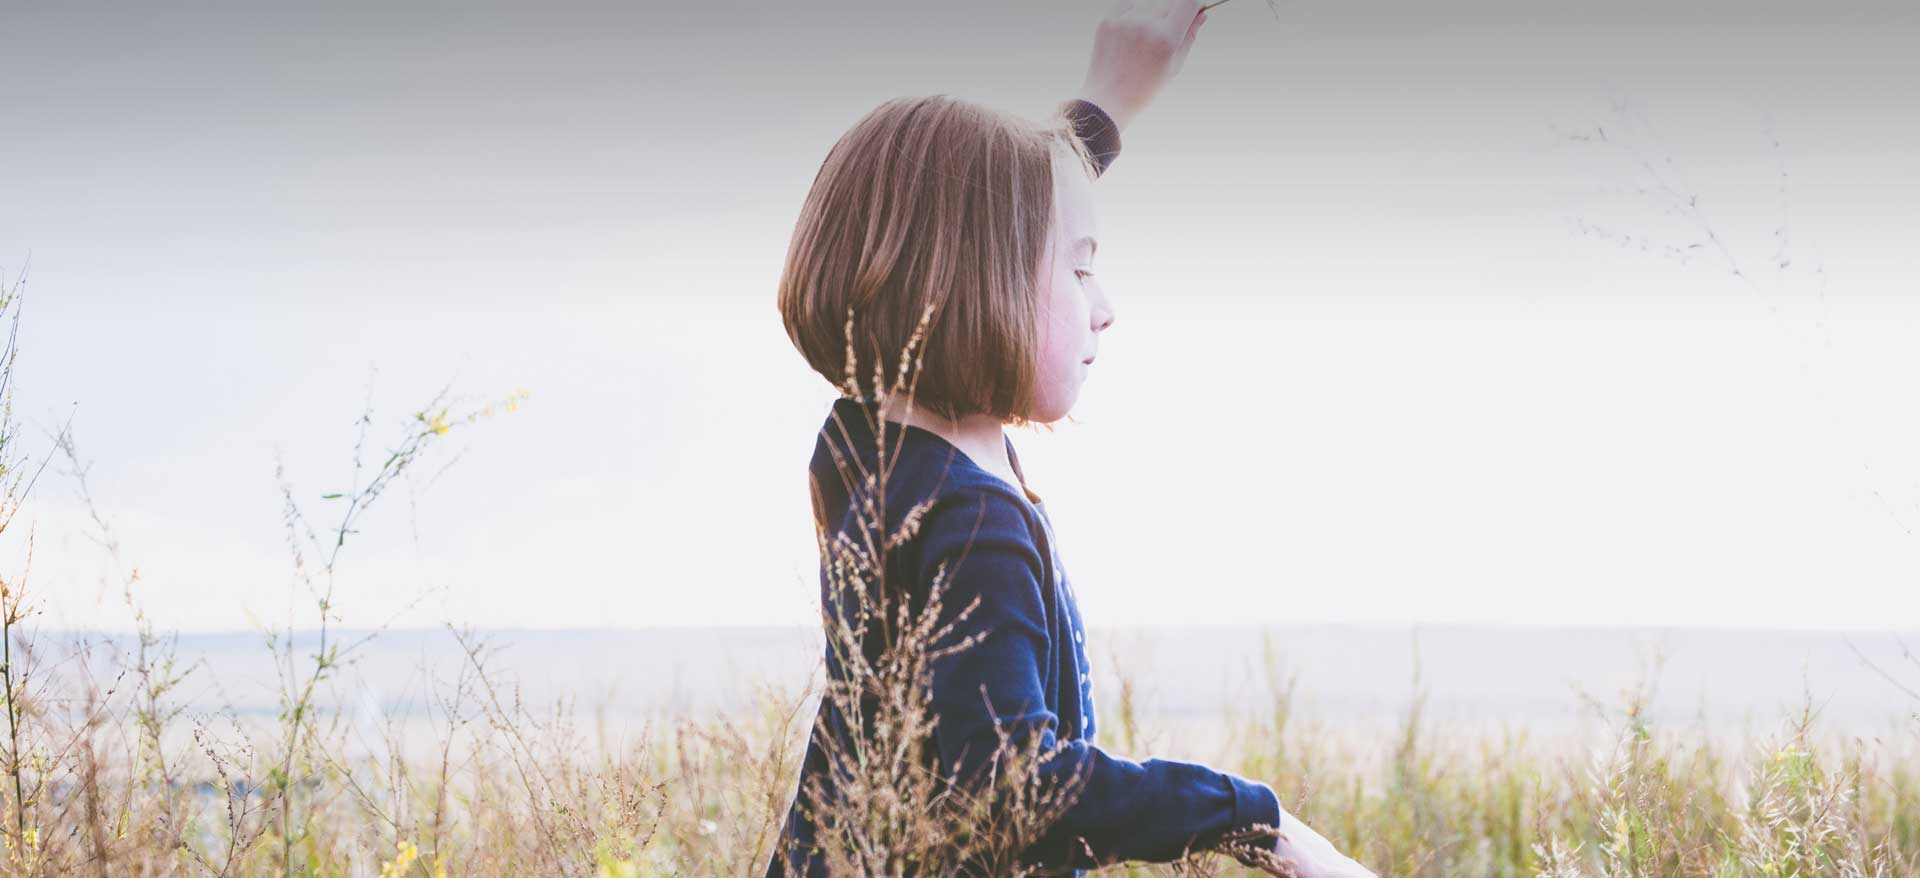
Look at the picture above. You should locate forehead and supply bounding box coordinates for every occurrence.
[1050,144,1098,244]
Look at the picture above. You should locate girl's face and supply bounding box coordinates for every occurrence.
[1029,145,1114,424]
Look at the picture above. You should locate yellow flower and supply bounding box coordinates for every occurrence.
[381,840,421,878]
[595,860,640,878]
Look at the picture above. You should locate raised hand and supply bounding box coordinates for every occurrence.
[1074,0,1210,133]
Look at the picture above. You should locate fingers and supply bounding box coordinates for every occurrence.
[1267,857,1302,878]
[1135,0,1178,21]
[1117,0,1201,36]
[1182,7,1207,50]
[1159,0,1205,53]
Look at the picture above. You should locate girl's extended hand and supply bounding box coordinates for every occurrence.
[1213,809,1379,878]
[1273,811,1378,878]
[1074,0,1209,134]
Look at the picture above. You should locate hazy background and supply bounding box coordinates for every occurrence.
[4,0,1919,641]
[45,624,1920,758]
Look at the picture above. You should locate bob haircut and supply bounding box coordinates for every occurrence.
[778,94,1101,427]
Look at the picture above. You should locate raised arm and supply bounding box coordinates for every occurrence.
[916,486,1280,870]
[1054,0,1208,179]
[1074,0,1209,135]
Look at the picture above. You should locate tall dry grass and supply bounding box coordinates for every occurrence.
[0,276,1914,877]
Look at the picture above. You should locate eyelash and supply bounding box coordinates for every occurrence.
[1074,269,1095,281]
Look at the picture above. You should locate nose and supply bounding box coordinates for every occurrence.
[1090,288,1115,332]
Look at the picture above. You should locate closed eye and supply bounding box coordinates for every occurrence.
[1075,269,1095,281]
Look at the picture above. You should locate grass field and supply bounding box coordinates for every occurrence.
[3,274,1917,877]
[6,619,1918,877]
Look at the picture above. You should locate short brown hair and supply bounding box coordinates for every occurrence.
[777,94,1100,426]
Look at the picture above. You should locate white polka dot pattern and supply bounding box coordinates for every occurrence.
[1038,506,1095,744]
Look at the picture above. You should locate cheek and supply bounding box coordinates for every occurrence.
[1039,283,1081,366]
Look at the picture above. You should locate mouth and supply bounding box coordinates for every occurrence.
[1082,355,1096,365]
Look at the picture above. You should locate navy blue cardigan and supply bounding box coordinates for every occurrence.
[763,397,1282,877]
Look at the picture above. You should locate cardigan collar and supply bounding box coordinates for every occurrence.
[825,396,1043,506]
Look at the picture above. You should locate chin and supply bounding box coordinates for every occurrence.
[1030,397,1077,425]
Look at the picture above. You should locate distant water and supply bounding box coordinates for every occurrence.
[48,625,1918,750]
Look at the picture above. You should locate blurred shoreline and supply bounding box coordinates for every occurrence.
[45,624,1918,741]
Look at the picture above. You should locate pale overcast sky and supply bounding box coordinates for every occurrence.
[5,0,1918,633]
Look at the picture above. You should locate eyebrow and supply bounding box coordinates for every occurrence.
[1074,235,1098,259]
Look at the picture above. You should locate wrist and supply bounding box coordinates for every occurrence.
[1071,88,1136,133]
[1060,98,1124,177]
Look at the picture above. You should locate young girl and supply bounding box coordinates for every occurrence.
[768,2,1375,876]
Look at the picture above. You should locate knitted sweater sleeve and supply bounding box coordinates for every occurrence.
[916,486,1281,870]
[1059,98,1123,177]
